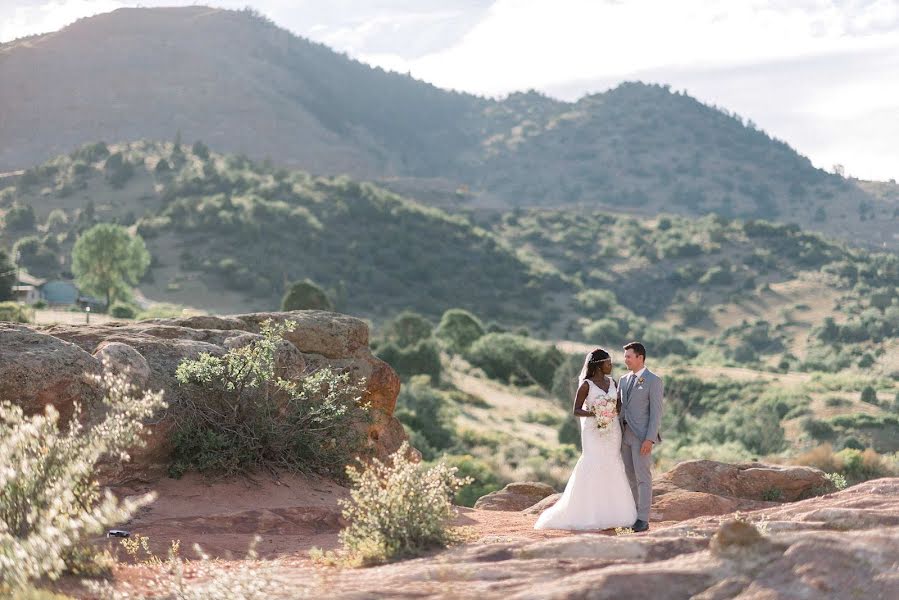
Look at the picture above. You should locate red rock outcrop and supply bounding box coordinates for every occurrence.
[0,310,405,484]
[519,459,832,522]
[474,482,557,511]
[289,478,899,599]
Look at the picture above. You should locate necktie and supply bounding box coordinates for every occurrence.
[624,374,636,402]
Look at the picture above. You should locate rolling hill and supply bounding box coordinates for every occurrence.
[0,141,563,323]
[1,141,896,375]
[1,6,896,249]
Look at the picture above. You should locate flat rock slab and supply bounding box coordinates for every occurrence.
[95,479,899,600]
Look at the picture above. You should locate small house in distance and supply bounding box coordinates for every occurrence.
[12,271,45,304]
[13,271,105,310]
[41,280,80,306]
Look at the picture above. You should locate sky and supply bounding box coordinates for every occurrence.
[2,0,898,182]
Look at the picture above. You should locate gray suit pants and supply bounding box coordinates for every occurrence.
[621,424,653,522]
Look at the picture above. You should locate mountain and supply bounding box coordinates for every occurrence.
[0,6,897,249]
[0,6,483,179]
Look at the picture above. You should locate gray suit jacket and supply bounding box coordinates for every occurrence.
[618,368,663,443]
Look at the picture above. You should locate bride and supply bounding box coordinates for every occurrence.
[534,348,637,530]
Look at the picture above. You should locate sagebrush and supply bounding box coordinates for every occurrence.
[172,319,370,477]
[330,441,472,565]
[0,364,165,593]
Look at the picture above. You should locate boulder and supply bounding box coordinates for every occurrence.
[475,482,556,511]
[93,340,153,388]
[0,323,100,421]
[654,459,831,502]
[649,489,774,522]
[523,459,828,522]
[521,492,562,515]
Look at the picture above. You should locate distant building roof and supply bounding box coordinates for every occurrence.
[17,271,46,287]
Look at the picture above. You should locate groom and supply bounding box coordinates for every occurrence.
[618,342,663,532]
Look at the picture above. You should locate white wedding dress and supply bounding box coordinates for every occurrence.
[534,378,637,530]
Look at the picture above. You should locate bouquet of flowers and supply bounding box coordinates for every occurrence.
[584,390,618,432]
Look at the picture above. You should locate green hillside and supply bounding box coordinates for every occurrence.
[2,141,896,375]
[0,141,561,323]
[495,208,897,370]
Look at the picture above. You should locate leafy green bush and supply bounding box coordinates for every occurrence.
[2,203,36,231]
[759,388,809,420]
[335,442,470,565]
[523,410,564,426]
[837,436,865,451]
[376,339,442,382]
[380,311,433,347]
[438,454,502,507]
[466,333,563,390]
[721,403,786,455]
[12,236,59,279]
[642,327,697,358]
[45,209,69,232]
[69,141,109,165]
[835,448,895,483]
[108,302,137,319]
[802,417,835,440]
[824,396,850,408]
[172,319,369,477]
[394,377,456,458]
[435,308,484,354]
[558,416,581,449]
[582,318,625,344]
[154,158,172,175]
[860,385,878,405]
[551,353,586,410]
[829,413,888,428]
[103,152,134,188]
[0,365,164,593]
[680,303,709,326]
[191,141,211,160]
[576,289,617,312]
[280,279,332,311]
[699,264,733,286]
[0,302,30,323]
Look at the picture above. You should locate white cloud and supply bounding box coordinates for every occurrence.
[356,0,899,95]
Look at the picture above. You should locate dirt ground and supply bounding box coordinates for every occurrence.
[53,472,631,598]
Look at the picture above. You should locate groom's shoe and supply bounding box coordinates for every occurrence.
[632,520,649,532]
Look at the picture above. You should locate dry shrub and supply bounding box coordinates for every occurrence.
[317,441,471,566]
[90,537,289,599]
[793,443,897,485]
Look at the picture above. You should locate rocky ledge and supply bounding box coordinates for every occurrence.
[0,311,405,484]
[293,478,899,599]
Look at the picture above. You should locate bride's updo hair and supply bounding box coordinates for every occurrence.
[584,347,611,380]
